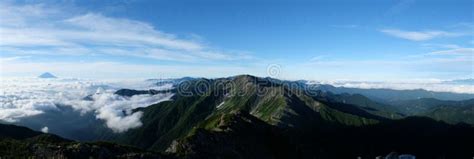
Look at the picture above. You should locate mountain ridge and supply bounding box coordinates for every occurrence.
[38,72,57,78]
[107,75,396,151]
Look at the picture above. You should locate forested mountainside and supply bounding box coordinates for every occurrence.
[3,75,473,158]
[105,75,474,158]
[306,82,474,101]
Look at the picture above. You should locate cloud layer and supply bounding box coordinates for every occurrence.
[379,29,463,41]
[0,77,173,132]
[308,79,474,94]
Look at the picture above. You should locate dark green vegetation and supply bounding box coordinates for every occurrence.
[115,88,175,97]
[3,75,474,158]
[0,124,42,139]
[307,81,474,126]
[168,111,474,159]
[391,98,474,115]
[167,110,291,159]
[425,105,474,125]
[308,82,474,101]
[110,75,386,151]
[0,124,166,158]
[390,98,474,124]
[105,75,474,158]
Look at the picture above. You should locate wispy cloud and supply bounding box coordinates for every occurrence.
[0,2,252,62]
[297,46,473,81]
[309,55,327,62]
[421,43,461,50]
[379,29,463,41]
[0,56,30,62]
[308,79,474,94]
[428,48,474,56]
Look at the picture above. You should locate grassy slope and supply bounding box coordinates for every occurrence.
[112,75,392,151]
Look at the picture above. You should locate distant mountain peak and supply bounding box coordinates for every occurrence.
[443,78,474,85]
[38,72,57,78]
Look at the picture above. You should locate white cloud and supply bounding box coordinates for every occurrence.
[428,48,474,56]
[97,108,143,133]
[296,47,473,82]
[0,56,30,63]
[41,126,49,133]
[66,90,173,133]
[0,77,174,132]
[0,109,43,123]
[421,43,461,50]
[309,55,327,62]
[380,29,462,41]
[308,80,474,94]
[0,3,61,27]
[0,2,252,62]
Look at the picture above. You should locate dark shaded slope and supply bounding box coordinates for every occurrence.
[167,110,292,159]
[0,124,167,158]
[320,117,474,159]
[168,111,474,159]
[319,93,404,118]
[391,98,474,114]
[115,88,176,97]
[424,105,474,124]
[389,98,474,125]
[0,123,42,139]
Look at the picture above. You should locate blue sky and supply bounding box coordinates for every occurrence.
[0,0,473,81]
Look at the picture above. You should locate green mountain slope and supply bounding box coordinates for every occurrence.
[111,75,386,151]
[313,92,404,119]
[423,105,474,124]
[390,98,474,124]
[391,98,473,114]
[5,75,473,158]
[167,76,474,158]
[117,91,220,150]
[310,84,474,101]
[167,111,474,159]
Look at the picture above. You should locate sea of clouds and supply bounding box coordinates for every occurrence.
[0,77,174,133]
[307,79,474,94]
